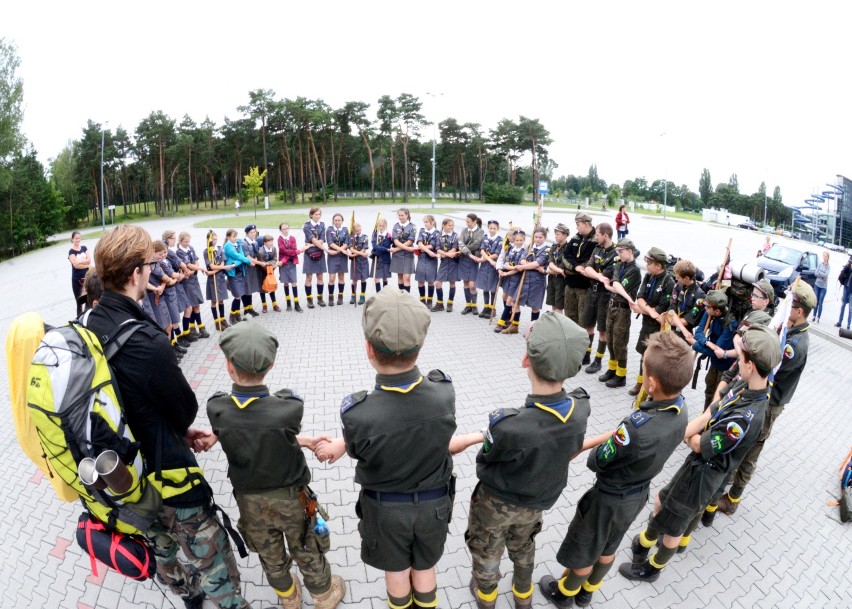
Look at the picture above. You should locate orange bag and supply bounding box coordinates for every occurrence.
[262,266,278,292]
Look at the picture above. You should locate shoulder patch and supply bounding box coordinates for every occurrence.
[274,388,304,402]
[340,391,368,415]
[208,390,229,403]
[428,369,453,383]
[629,410,652,428]
[783,344,795,360]
[614,423,631,446]
[488,407,520,428]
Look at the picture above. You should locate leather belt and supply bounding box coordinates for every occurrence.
[609,300,630,309]
[363,486,448,503]
[596,482,649,497]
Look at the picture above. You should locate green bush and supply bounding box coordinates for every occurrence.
[483,182,524,204]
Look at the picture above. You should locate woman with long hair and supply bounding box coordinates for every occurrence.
[458,213,484,315]
[68,231,90,317]
[302,207,328,308]
[615,204,631,240]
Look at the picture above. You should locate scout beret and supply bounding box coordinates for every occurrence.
[752,279,774,299]
[645,246,667,265]
[362,286,431,355]
[575,212,593,224]
[705,289,728,308]
[220,319,279,374]
[526,312,588,382]
[742,309,772,328]
[554,223,570,235]
[615,238,640,257]
[244,224,257,233]
[791,280,816,310]
[741,324,782,373]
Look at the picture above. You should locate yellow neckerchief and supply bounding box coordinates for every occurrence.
[377,376,423,394]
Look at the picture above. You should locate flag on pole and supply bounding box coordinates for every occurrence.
[373,212,382,235]
[350,210,355,235]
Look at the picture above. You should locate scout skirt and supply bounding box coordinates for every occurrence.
[415,255,438,283]
[245,264,261,294]
[502,273,521,302]
[162,287,182,325]
[227,273,246,298]
[278,263,297,285]
[371,257,391,280]
[303,249,327,275]
[518,272,545,309]
[327,251,349,274]
[351,256,370,280]
[390,251,415,275]
[458,255,479,282]
[206,271,229,302]
[147,292,170,329]
[437,258,459,283]
[476,263,498,292]
[183,273,205,307]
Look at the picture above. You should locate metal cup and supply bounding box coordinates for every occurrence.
[78,457,107,490]
[94,450,133,494]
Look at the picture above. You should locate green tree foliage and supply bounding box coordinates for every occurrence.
[0,38,24,163]
[699,168,713,208]
[49,145,85,225]
[482,182,523,204]
[606,183,621,206]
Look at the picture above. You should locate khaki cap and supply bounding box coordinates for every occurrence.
[752,279,774,299]
[645,246,667,265]
[526,312,588,381]
[362,286,431,355]
[219,319,278,374]
[741,324,782,372]
[615,238,640,257]
[791,281,816,310]
[554,223,571,235]
[575,212,593,224]
[705,289,728,308]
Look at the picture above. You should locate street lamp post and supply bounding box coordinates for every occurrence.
[426,92,443,209]
[660,132,667,221]
[100,122,108,231]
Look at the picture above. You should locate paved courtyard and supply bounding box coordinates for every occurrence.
[1,203,850,609]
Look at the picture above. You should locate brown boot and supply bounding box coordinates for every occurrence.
[501,324,519,335]
[278,577,302,609]
[717,493,740,515]
[312,575,345,609]
[628,382,643,396]
[337,293,344,306]
[317,296,327,307]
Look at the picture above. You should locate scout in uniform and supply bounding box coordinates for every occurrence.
[577,222,618,375]
[258,234,282,312]
[315,287,457,609]
[545,223,570,314]
[561,213,596,358]
[433,218,460,312]
[147,241,172,335]
[303,207,328,308]
[458,213,485,315]
[241,225,264,317]
[619,324,782,582]
[495,230,528,333]
[450,313,593,609]
[164,230,195,347]
[203,230,234,331]
[598,238,641,388]
[223,228,255,325]
[371,218,393,292]
[204,322,346,609]
[628,246,675,396]
[540,332,693,608]
[514,227,549,327]
[692,290,738,409]
[715,281,815,516]
[748,278,775,317]
[277,223,303,312]
[414,215,439,307]
[390,207,417,292]
[474,220,502,319]
[160,235,188,352]
[348,223,371,305]
[176,232,210,339]
[665,259,705,345]
[326,213,350,306]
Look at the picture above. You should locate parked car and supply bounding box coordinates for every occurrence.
[737,221,758,231]
[754,244,818,298]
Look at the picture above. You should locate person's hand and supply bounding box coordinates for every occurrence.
[300,434,332,452]
[315,437,346,464]
[185,428,216,452]
[629,302,642,314]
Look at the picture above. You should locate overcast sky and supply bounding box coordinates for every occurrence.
[5,1,850,210]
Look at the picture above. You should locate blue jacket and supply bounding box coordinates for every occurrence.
[693,311,737,370]
[371,231,392,265]
[224,240,252,277]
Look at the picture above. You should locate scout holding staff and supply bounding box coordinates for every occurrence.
[326,213,350,306]
[224,228,256,325]
[241,225,264,316]
[347,223,371,305]
[513,227,550,326]
[450,313,595,609]
[627,246,675,396]
[164,230,195,348]
[691,290,738,409]
[545,223,571,314]
[315,288,457,609]
[433,218,460,312]
[620,324,781,582]
[598,238,642,388]
[495,229,528,333]
[370,218,393,292]
[458,213,485,315]
[561,213,597,362]
[202,322,346,609]
[540,332,693,608]
[176,231,211,339]
[203,230,234,331]
[414,215,440,307]
[577,222,618,375]
[390,207,417,292]
[473,220,502,319]
[258,234,282,312]
[303,207,328,308]
[277,222,303,312]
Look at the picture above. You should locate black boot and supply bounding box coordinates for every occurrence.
[617,560,661,582]
[598,369,615,383]
[538,575,574,608]
[585,359,602,374]
[581,351,591,366]
[294,302,303,313]
[630,534,651,564]
[574,588,593,607]
[606,375,627,388]
[701,508,717,527]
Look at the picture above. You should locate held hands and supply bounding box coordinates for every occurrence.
[186,427,217,452]
[314,437,346,464]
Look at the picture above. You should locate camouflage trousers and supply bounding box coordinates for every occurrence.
[146,504,249,609]
[235,488,332,595]
[464,484,543,594]
[605,304,631,364]
[563,287,588,325]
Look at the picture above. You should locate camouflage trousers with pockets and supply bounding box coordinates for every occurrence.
[235,487,332,595]
[464,484,543,594]
[146,504,249,609]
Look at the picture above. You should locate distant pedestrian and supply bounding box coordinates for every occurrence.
[68,231,90,318]
[813,251,830,323]
[615,205,630,240]
[835,256,852,329]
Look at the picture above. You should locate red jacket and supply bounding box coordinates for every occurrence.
[278,235,299,265]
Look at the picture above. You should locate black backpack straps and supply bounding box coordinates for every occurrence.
[200,478,248,558]
[102,320,145,361]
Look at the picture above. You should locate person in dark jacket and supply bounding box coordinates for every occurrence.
[371,218,392,292]
[86,225,249,609]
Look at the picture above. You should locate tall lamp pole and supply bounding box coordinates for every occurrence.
[426,92,443,209]
[100,122,108,231]
[660,132,667,221]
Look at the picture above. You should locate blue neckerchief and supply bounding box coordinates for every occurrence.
[525,396,575,423]
[230,390,270,410]
[646,275,657,299]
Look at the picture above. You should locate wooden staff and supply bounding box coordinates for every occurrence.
[510,232,537,318]
[206,231,220,330]
[693,237,733,388]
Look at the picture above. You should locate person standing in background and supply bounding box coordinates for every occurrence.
[812,251,829,323]
[69,231,90,318]
[615,205,630,240]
